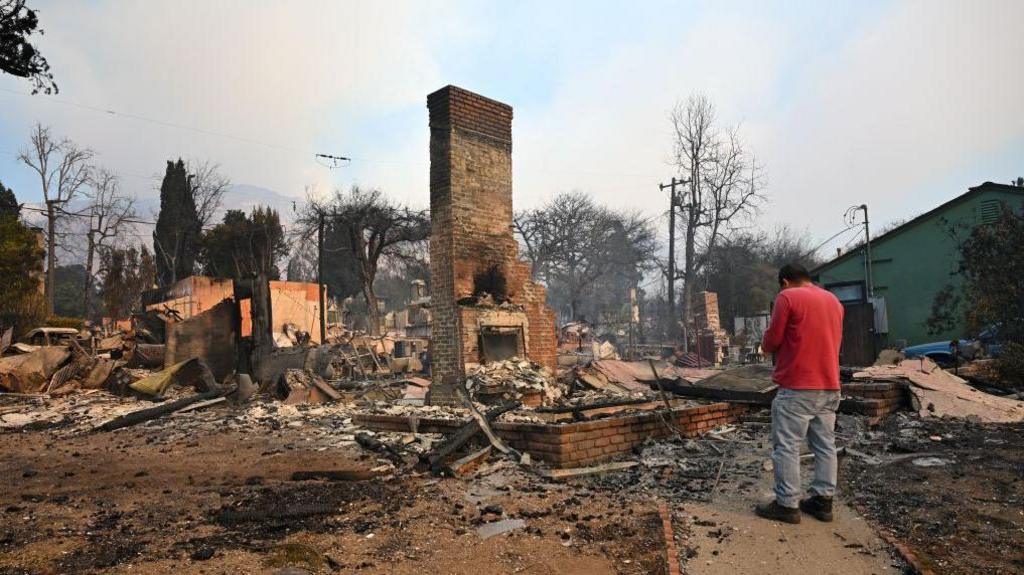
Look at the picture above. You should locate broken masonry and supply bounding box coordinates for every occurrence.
[426,85,558,405]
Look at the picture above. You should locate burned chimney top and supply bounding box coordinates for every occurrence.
[427,85,512,145]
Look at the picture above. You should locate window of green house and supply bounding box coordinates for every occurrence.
[825,281,866,303]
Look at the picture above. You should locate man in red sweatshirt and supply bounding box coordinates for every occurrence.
[755,263,844,524]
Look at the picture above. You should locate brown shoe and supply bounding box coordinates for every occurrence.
[754,500,801,524]
[799,495,834,522]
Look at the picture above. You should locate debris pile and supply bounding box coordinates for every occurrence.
[0,346,72,393]
[854,357,1024,423]
[557,388,650,407]
[466,358,561,406]
[0,325,172,397]
[275,368,341,405]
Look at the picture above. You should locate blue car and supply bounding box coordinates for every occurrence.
[902,325,1001,366]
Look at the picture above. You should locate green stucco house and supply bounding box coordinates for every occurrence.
[812,181,1024,349]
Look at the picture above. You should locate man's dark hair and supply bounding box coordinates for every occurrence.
[778,263,811,285]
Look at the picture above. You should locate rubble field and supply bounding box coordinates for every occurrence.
[0,416,673,575]
[0,386,917,575]
[2,331,1022,574]
[841,415,1024,575]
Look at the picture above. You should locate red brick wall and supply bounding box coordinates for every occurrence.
[427,85,557,400]
[840,381,909,424]
[355,402,748,468]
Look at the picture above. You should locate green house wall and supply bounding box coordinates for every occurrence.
[813,184,1024,346]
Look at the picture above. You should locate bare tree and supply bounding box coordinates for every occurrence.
[670,95,765,349]
[18,124,93,315]
[100,244,155,322]
[298,186,429,335]
[286,240,318,283]
[187,159,229,228]
[513,206,559,279]
[79,168,136,317]
[515,191,659,323]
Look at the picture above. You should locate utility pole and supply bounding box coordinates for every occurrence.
[309,151,351,342]
[859,204,874,298]
[629,287,638,359]
[659,177,691,343]
[857,203,877,362]
[43,198,67,317]
[317,211,327,343]
[660,177,680,340]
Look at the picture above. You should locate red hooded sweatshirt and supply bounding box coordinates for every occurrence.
[762,284,844,390]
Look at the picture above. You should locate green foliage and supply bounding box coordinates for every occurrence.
[322,216,363,300]
[996,342,1024,389]
[960,206,1024,387]
[0,1,57,94]
[101,245,156,321]
[0,179,18,217]
[0,209,45,335]
[299,186,429,335]
[200,206,287,280]
[926,284,960,336]
[958,206,1024,339]
[935,205,1024,386]
[52,264,91,318]
[153,159,200,286]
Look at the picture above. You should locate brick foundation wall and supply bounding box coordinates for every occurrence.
[426,85,557,403]
[355,402,748,468]
[840,381,909,424]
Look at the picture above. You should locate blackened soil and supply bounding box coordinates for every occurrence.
[841,419,1024,574]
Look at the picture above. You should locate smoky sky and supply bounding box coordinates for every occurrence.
[0,0,1021,257]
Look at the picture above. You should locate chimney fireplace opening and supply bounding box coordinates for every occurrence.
[479,325,522,363]
[472,264,509,302]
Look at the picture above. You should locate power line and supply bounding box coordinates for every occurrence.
[0,86,309,156]
[0,87,667,180]
[840,230,864,251]
[800,224,861,260]
[18,204,225,233]
[19,204,157,226]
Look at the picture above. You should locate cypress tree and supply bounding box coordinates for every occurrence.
[0,180,18,218]
[153,159,200,286]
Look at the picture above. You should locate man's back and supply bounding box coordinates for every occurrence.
[762,285,844,390]
[756,266,845,525]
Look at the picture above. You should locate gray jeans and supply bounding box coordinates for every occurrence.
[771,388,841,508]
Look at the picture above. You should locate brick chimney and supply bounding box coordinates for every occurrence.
[425,86,556,405]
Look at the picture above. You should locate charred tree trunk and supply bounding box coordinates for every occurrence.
[45,203,56,316]
[83,230,95,319]
[249,274,273,379]
[681,207,698,352]
[363,281,380,336]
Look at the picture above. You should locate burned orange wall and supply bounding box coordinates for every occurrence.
[151,276,325,344]
[146,276,234,320]
[240,281,324,343]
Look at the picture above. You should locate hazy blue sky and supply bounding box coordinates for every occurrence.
[1,0,1021,253]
